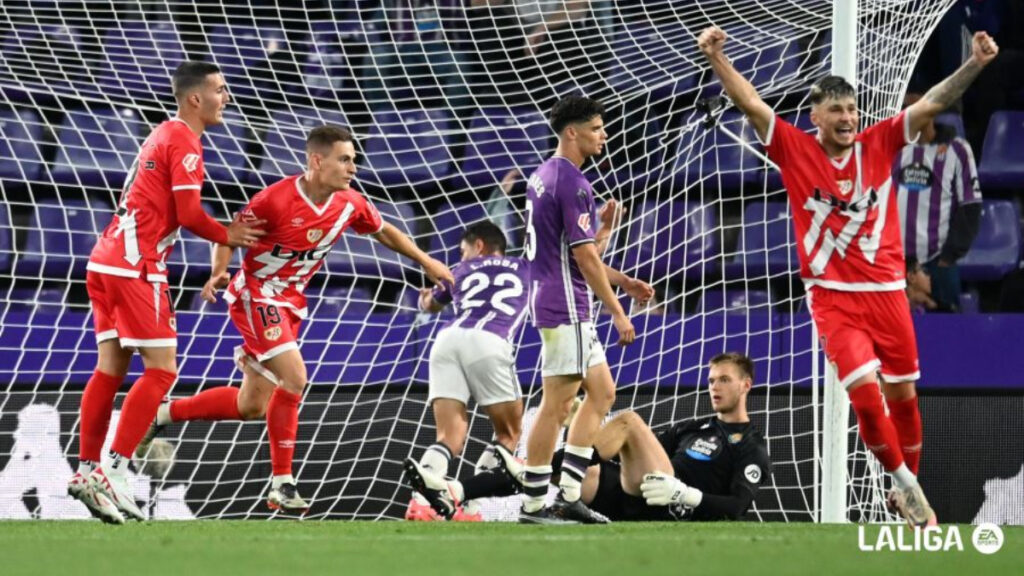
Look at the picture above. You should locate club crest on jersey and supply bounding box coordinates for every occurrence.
[306,229,324,243]
[264,326,282,341]
[577,213,592,232]
[181,153,201,173]
[837,179,853,195]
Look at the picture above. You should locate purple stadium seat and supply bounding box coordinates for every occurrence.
[698,290,772,315]
[726,27,802,90]
[309,286,373,318]
[51,106,146,188]
[302,20,364,101]
[959,200,1021,282]
[207,24,287,100]
[203,108,258,184]
[460,107,550,190]
[978,111,1024,190]
[253,107,349,185]
[326,201,417,280]
[98,21,184,103]
[935,112,965,139]
[427,202,489,265]
[959,290,980,314]
[363,108,454,188]
[0,106,46,181]
[618,201,718,281]
[674,111,761,191]
[20,199,110,278]
[0,24,98,102]
[607,22,699,99]
[727,202,799,278]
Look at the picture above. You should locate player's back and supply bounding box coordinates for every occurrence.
[441,255,529,342]
[525,156,597,328]
[227,174,383,318]
[89,119,203,280]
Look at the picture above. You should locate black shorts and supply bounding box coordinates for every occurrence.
[588,461,675,522]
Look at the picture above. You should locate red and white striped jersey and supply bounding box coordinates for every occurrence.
[87,118,204,283]
[763,111,914,292]
[224,174,384,318]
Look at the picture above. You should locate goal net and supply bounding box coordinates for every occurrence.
[0,0,952,521]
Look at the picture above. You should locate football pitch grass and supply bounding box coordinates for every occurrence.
[3,521,1020,575]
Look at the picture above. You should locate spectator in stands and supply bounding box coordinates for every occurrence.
[906,257,937,314]
[894,93,982,312]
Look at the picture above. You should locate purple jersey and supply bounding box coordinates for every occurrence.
[432,255,530,341]
[525,156,596,328]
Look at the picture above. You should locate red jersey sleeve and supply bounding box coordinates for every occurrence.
[168,133,204,193]
[348,193,385,235]
[859,110,913,160]
[762,114,808,169]
[239,187,277,225]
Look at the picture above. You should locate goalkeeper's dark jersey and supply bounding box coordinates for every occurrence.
[656,416,771,520]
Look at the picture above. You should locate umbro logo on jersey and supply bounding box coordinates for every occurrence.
[306,229,324,243]
[144,161,156,170]
[181,153,201,173]
[264,326,282,341]
[577,213,591,232]
[291,217,305,227]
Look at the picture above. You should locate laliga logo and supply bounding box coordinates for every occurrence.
[857,523,1005,553]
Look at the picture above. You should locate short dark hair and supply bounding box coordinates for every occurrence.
[306,124,354,153]
[549,95,605,134]
[710,352,755,382]
[809,75,856,106]
[461,220,507,255]
[172,61,221,100]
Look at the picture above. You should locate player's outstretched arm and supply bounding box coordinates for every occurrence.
[175,190,265,248]
[201,244,234,303]
[372,222,455,286]
[418,287,446,314]
[572,242,635,345]
[697,26,773,142]
[907,31,999,138]
[603,264,654,306]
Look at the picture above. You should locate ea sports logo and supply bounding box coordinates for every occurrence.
[972,523,1004,555]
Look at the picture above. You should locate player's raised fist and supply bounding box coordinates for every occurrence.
[698,26,727,58]
[970,31,999,66]
[226,212,266,248]
[624,277,654,305]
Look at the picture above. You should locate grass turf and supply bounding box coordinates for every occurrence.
[2,521,1020,575]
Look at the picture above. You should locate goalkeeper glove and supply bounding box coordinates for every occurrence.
[641,472,702,508]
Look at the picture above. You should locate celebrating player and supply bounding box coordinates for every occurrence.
[401,220,529,522]
[515,94,654,524]
[698,25,1000,526]
[68,61,265,524]
[136,125,453,515]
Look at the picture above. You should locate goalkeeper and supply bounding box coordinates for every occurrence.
[503,352,771,521]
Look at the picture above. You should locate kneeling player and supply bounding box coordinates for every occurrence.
[137,125,452,514]
[402,221,529,521]
[502,353,770,521]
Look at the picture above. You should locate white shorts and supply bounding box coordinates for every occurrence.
[428,327,521,407]
[540,322,607,377]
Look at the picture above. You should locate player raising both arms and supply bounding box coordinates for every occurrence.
[137,125,453,514]
[69,61,265,524]
[401,221,529,522]
[513,95,653,524]
[698,26,999,526]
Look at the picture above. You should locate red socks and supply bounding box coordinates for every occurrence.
[110,368,176,458]
[267,388,301,476]
[79,370,123,462]
[170,387,242,422]
[886,395,922,475]
[848,383,904,472]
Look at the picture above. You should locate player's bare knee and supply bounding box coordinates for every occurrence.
[585,386,615,413]
[237,398,267,420]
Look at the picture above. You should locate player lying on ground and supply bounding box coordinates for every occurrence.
[136,125,453,514]
[70,61,265,524]
[518,94,654,524]
[400,221,530,522]
[698,25,999,526]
